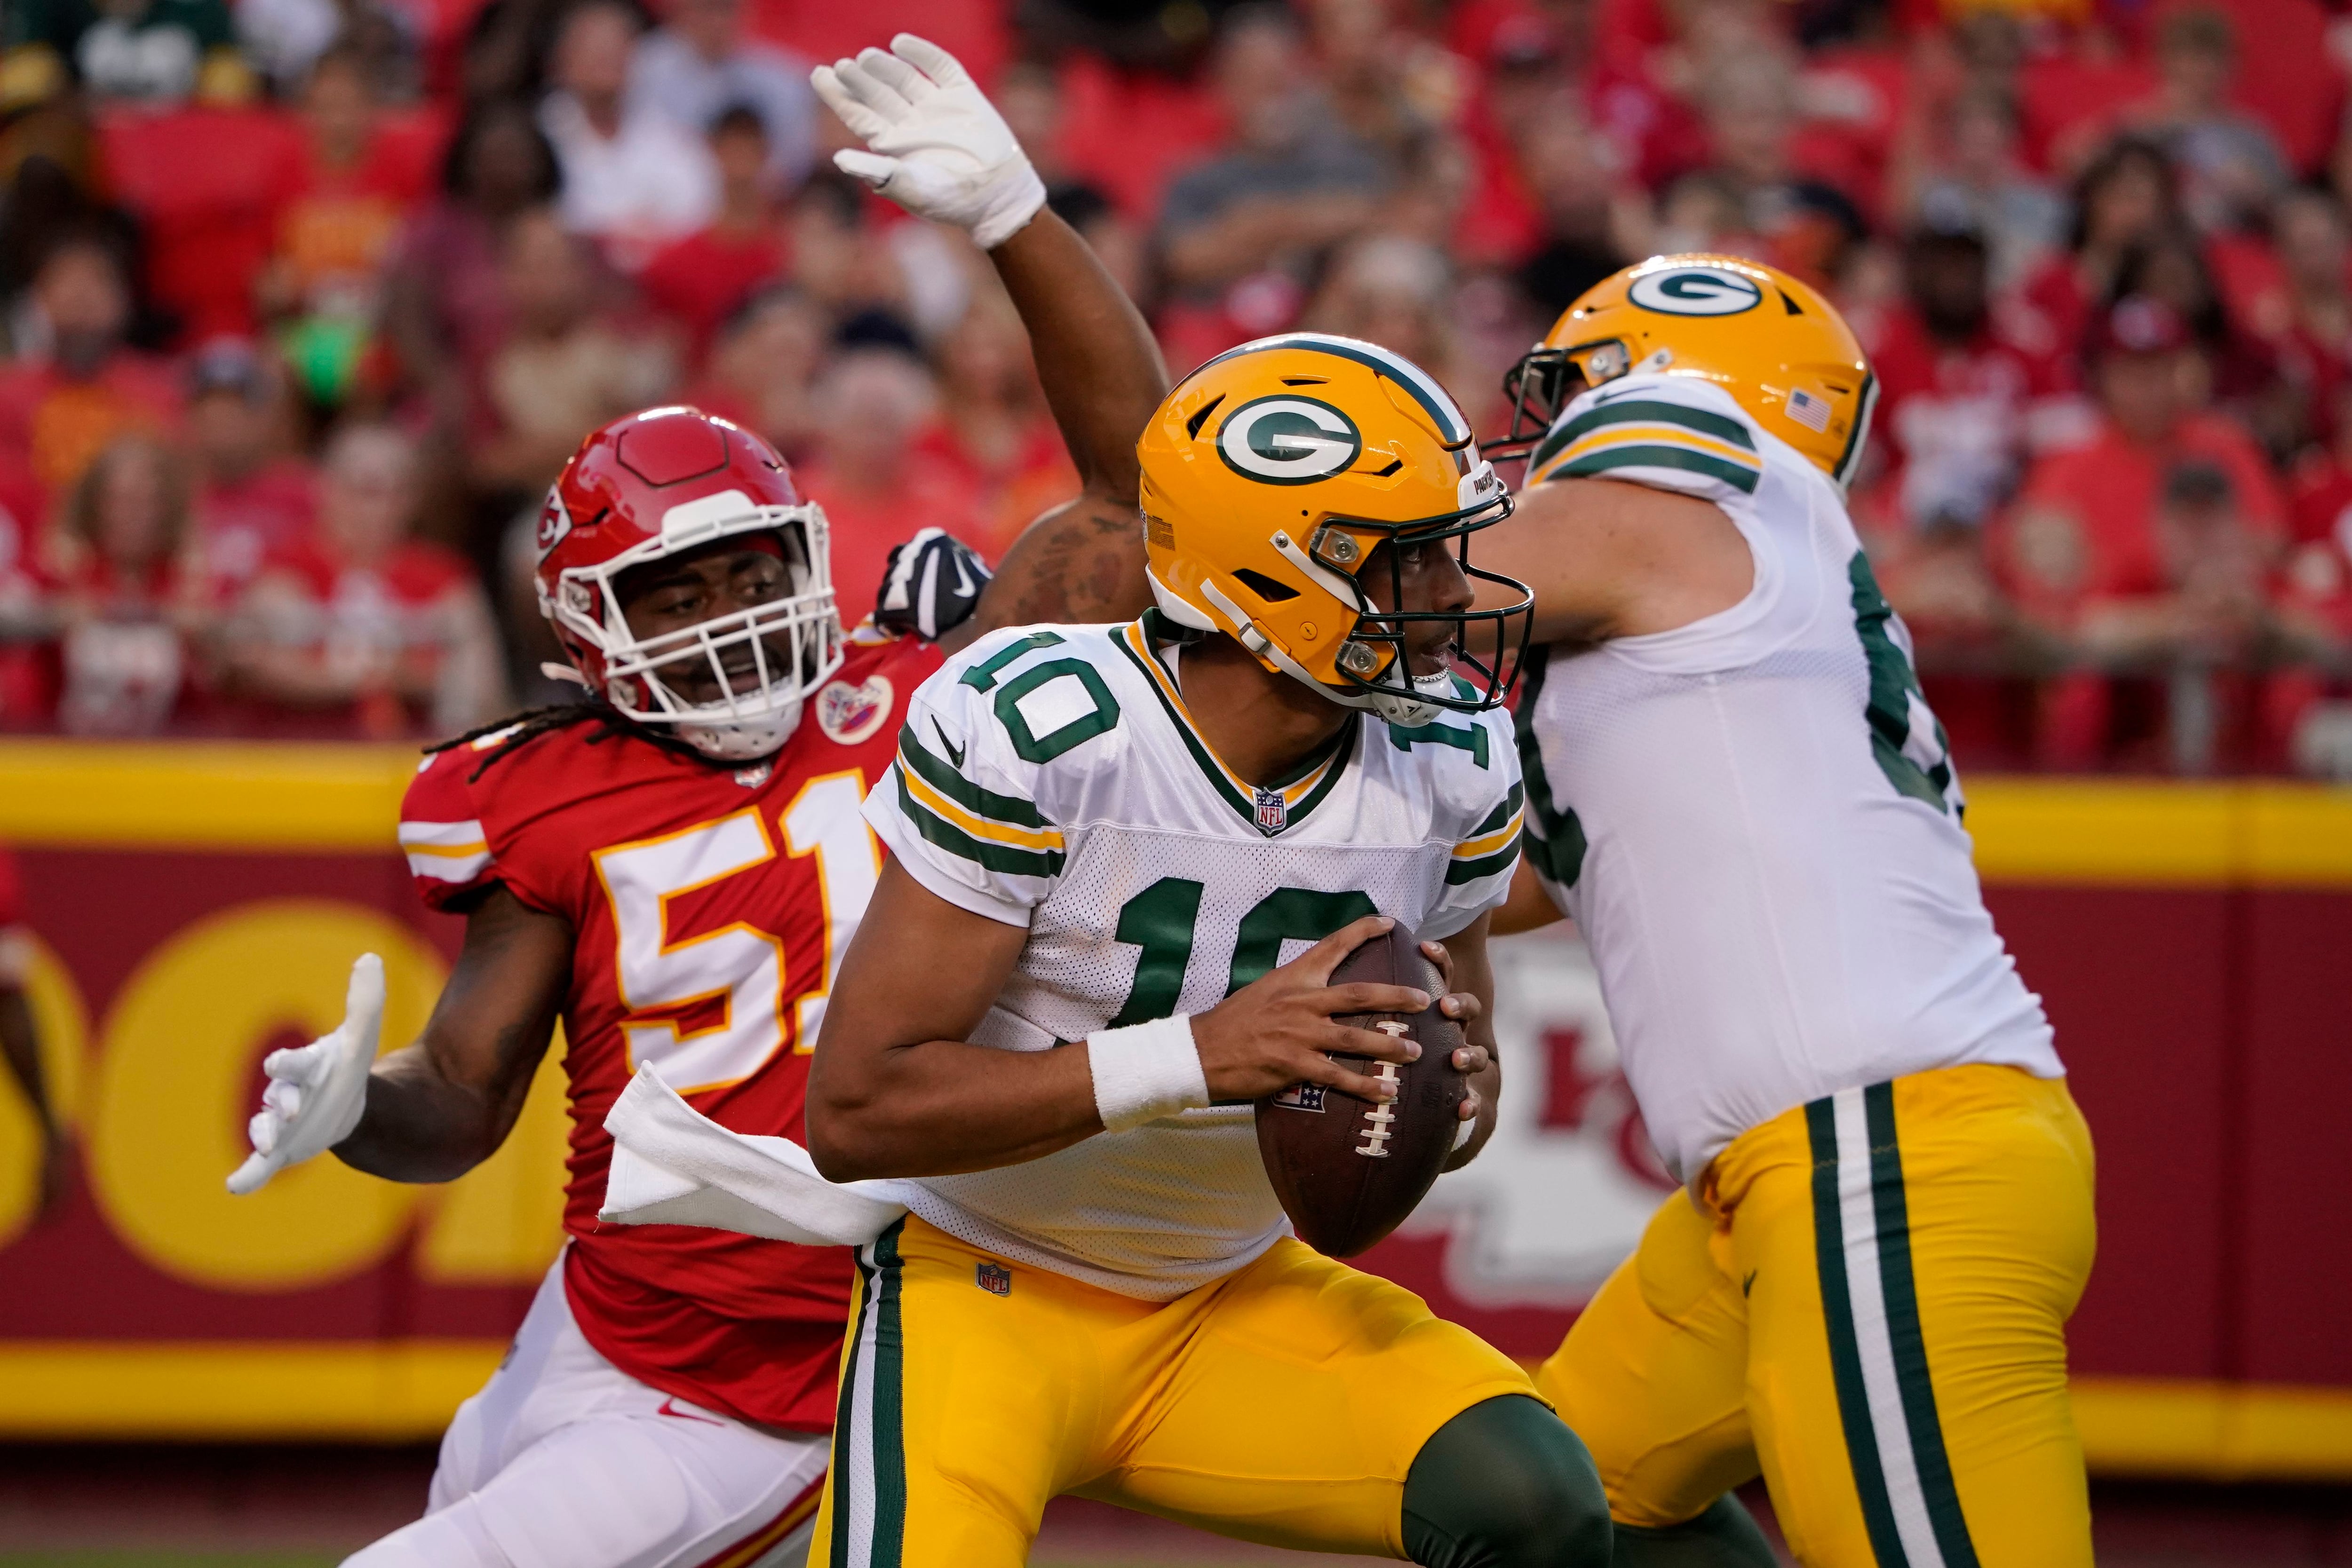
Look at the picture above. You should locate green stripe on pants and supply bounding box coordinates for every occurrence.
[1863,1085,1980,1568]
[1807,1096,1911,1567]
[869,1219,908,1567]
[828,1236,876,1568]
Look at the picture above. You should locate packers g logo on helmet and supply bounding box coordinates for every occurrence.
[1136,332,1533,727]
[1627,266,1764,317]
[1496,253,1877,490]
[1216,395,1363,485]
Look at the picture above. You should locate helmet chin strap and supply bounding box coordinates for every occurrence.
[678,695,804,761]
[598,669,808,762]
[1184,573,1444,729]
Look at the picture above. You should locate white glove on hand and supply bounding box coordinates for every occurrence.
[226,953,384,1196]
[811,34,1047,251]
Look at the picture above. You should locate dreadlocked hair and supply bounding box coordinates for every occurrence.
[426,697,723,782]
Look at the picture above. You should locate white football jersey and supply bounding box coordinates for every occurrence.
[863,615,1524,1299]
[1518,372,2061,1182]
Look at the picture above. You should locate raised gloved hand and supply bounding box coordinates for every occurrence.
[876,526,993,641]
[226,953,383,1195]
[811,34,1047,251]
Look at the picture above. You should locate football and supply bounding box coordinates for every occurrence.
[1255,923,1469,1258]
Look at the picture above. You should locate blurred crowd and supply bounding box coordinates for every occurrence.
[4,0,2352,770]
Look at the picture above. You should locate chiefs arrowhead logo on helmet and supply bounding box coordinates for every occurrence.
[536,406,844,761]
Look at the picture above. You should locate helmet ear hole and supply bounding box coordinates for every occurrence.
[1233,568,1301,602]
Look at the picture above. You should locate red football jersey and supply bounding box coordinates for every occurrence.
[397,631,940,1430]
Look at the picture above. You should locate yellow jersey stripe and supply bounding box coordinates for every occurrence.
[898,764,1066,852]
[398,838,489,859]
[1552,424,1762,471]
[1454,810,1525,862]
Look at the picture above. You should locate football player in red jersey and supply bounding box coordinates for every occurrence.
[218,36,1168,1563]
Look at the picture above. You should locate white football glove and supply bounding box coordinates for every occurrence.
[226,953,384,1196]
[812,34,1047,251]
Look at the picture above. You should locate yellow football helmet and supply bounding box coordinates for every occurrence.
[1495,254,1877,490]
[1138,333,1533,725]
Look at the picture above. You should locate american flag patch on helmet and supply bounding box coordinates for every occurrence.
[1786,388,1833,432]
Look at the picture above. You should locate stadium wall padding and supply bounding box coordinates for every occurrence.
[0,740,2345,1477]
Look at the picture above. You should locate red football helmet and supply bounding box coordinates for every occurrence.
[535,406,842,760]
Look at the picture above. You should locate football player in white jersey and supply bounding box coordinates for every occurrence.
[791,329,1622,1567]
[1462,255,2094,1568]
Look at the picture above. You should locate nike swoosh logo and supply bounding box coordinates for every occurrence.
[932,717,966,769]
[1742,1270,1757,1299]
[657,1397,725,1425]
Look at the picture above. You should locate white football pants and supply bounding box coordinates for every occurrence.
[344,1259,828,1568]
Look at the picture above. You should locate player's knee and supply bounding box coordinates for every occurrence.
[1401,1394,1612,1568]
[1613,1494,1781,1568]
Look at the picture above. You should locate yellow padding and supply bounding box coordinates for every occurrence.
[2071,1377,2352,1481]
[0,1340,506,1439]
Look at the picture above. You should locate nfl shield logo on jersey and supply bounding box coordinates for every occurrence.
[975,1261,1012,1297]
[1252,786,1287,835]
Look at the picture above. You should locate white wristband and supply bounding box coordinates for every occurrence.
[1453,1116,1476,1153]
[1086,1014,1209,1134]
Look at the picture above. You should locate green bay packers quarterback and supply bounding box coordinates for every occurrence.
[797,334,1619,1567]
[1471,254,2094,1568]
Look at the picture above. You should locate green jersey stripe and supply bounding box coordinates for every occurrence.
[897,726,1050,829]
[1549,443,1763,496]
[1123,611,1351,828]
[1511,649,1587,889]
[1864,1085,1981,1568]
[1282,721,1357,826]
[1445,843,1521,885]
[1532,397,1758,470]
[1108,627,1258,819]
[1807,1096,1913,1568]
[893,769,1065,878]
[1471,780,1526,838]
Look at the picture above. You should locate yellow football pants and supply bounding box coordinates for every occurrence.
[1537,1064,2096,1568]
[809,1214,1539,1567]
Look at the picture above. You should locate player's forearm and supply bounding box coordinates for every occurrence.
[331,885,567,1183]
[334,1043,516,1183]
[806,1036,1105,1181]
[990,207,1166,499]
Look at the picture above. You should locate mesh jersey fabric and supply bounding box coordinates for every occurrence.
[395,629,941,1429]
[863,616,1524,1300]
[1518,372,2060,1183]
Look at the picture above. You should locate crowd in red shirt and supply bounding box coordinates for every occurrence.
[3,0,2352,768]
